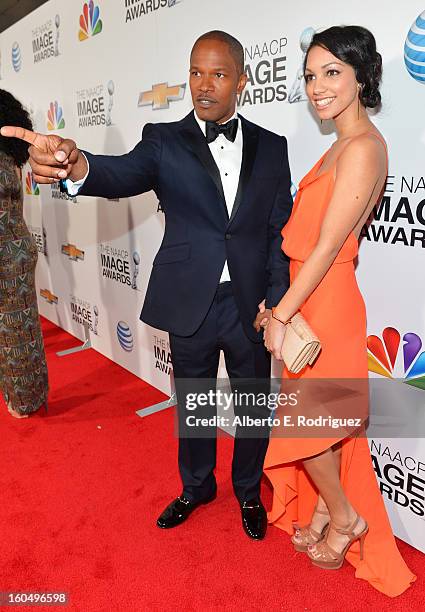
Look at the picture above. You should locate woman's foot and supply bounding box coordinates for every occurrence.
[308,510,368,569]
[6,399,47,418]
[7,406,29,419]
[291,497,330,552]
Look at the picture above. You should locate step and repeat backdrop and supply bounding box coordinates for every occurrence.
[0,0,424,551]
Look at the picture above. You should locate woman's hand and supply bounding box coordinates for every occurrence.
[263,315,286,360]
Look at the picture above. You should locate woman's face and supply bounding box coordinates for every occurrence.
[304,45,359,121]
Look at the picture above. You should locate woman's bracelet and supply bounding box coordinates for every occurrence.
[271,307,292,325]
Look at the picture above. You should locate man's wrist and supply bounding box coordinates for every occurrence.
[68,151,88,182]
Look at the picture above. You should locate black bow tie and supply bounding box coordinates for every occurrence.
[205,118,238,144]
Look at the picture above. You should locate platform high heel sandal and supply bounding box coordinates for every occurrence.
[307,514,369,570]
[291,507,330,552]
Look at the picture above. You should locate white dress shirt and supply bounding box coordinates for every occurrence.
[194,111,242,282]
[65,110,243,283]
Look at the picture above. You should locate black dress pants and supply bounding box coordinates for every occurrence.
[169,282,271,503]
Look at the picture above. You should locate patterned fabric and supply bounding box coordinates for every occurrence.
[0,152,48,415]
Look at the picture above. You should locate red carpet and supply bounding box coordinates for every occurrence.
[0,318,422,611]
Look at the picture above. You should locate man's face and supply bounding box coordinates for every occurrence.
[189,39,247,124]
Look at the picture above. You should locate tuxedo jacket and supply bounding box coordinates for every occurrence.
[79,111,293,341]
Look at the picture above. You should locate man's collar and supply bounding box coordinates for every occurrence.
[194,109,239,137]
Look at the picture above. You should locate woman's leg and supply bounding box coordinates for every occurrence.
[298,443,341,537]
[302,446,366,555]
[333,442,342,472]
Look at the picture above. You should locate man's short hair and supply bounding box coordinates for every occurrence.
[191,30,245,75]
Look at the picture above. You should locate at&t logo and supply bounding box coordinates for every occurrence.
[117,321,134,352]
[404,10,425,84]
[11,42,22,72]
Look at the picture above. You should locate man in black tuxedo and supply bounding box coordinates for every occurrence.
[2,31,292,539]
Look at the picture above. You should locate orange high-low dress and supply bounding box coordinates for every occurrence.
[264,136,416,597]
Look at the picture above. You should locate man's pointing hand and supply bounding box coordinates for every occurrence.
[0,126,87,183]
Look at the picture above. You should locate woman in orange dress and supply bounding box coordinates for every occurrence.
[262,26,415,596]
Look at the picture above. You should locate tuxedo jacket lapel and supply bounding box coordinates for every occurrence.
[179,112,228,218]
[228,116,259,226]
[178,112,259,226]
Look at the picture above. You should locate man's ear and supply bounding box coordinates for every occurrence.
[237,73,248,95]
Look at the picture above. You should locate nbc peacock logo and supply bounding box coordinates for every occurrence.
[25,172,39,195]
[47,101,65,130]
[79,1,103,41]
[367,327,425,390]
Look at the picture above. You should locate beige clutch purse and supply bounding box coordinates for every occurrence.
[276,311,321,374]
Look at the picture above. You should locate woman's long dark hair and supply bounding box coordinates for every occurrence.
[0,89,33,167]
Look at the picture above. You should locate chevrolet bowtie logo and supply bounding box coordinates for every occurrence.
[62,243,85,261]
[40,289,58,304]
[138,82,186,110]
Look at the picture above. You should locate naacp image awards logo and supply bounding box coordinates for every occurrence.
[238,35,288,106]
[32,14,60,63]
[76,80,115,128]
[152,334,172,375]
[28,225,47,256]
[99,243,141,290]
[69,295,99,335]
[124,0,183,23]
[371,440,425,517]
[361,176,425,249]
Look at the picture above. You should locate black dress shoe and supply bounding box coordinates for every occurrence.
[156,492,216,529]
[240,498,267,540]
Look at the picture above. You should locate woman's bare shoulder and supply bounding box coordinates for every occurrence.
[337,130,387,175]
